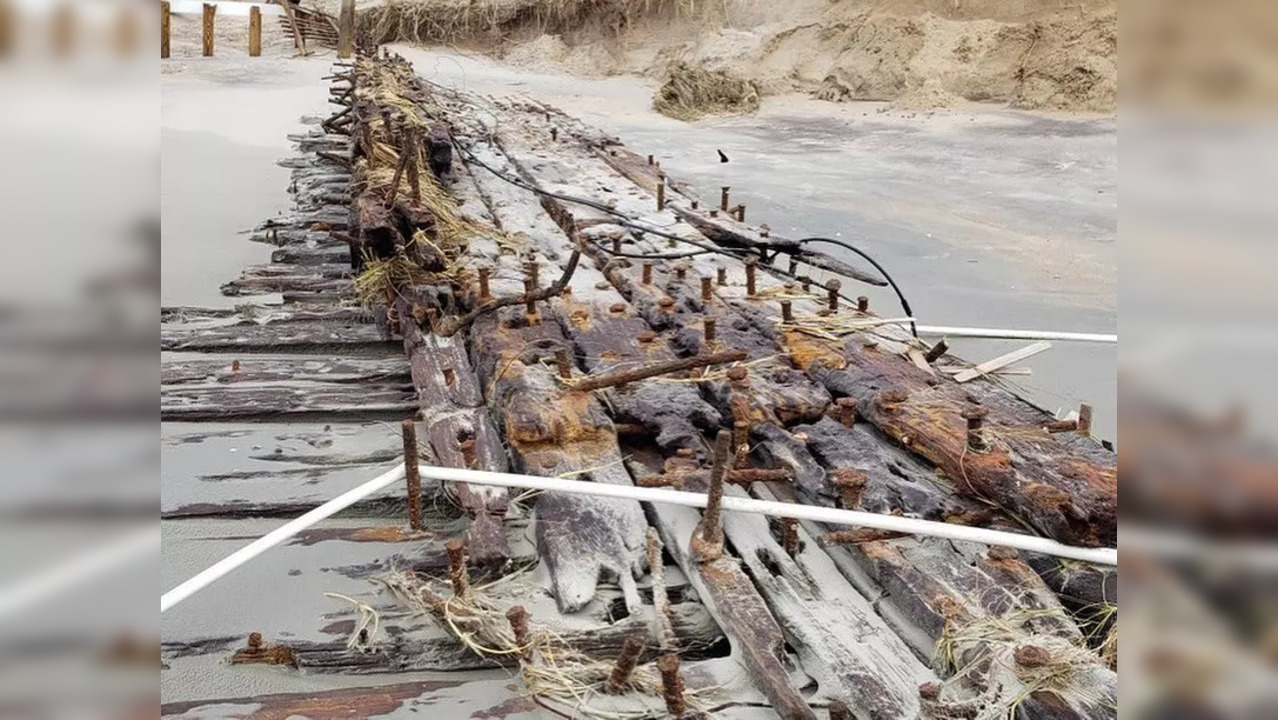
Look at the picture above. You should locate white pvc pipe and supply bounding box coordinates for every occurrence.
[160,463,406,613]
[911,324,1117,344]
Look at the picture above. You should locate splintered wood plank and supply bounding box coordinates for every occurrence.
[952,341,1051,383]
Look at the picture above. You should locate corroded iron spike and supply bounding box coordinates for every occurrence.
[709,209,719,218]
[691,199,700,210]
[716,267,727,286]
[555,349,573,379]
[703,317,716,345]
[550,126,558,141]
[656,181,666,211]
[836,397,857,427]
[402,419,422,531]
[657,653,687,717]
[924,338,949,363]
[830,468,867,510]
[1044,419,1079,433]
[523,277,537,316]
[525,261,540,289]
[821,528,909,546]
[607,634,645,693]
[701,277,713,303]
[720,186,730,212]
[445,540,470,598]
[675,263,687,281]
[647,154,654,165]
[642,263,653,285]
[736,204,746,222]
[782,517,799,557]
[613,236,622,254]
[826,279,842,311]
[745,259,757,296]
[572,349,747,392]
[733,420,750,468]
[506,605,530,656]
[477,267,491,300]
[700,430,732,548]
[962,404,989,451]
[801,276,812,292]
[1077,403,1093,436]
[857,295,869,313]
[780,300,793,323]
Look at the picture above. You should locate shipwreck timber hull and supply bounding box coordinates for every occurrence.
[160,53,1118,719]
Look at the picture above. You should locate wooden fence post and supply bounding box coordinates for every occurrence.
[337,0,355,59]
[201,3,215,57]
[248,6,261,57]
[160,1,170,59]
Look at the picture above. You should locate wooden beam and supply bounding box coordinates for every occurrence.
[201,3,215,57]
[952,341,1051,383]
[248,5,261,56]
[159,1,170,58]
[336,0,355,58]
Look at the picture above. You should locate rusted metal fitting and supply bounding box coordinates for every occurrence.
[656,181,666,211]
[692,430,732,563]
[607,633,646,693]
[716,267,727,286]
[230,631,298,667]
[726,366,749,387]
[525,261,540,289]
[720,186,731,212]
[877,389,908,413]
[1043,419,1079,433]
[1013,644,1052,668]
[477,267,491,300]
[709,209,719,218]
[641,263,654,285]
[612,236,622,255]
[732,419,750,467]
[801,276,812,293]
[826,279,842,311]
[829,699,854,720]
[637,330,657,344]
[745,258,758,296]
[657,653,687,717]
[247,631,262,650]
[821,528,909,546]
[458,437,477,469]
[550,126,558,141]
[781,517,800,557]
[506,605,530,656]
[610,302,628,314]
[780,300,794,323]
[523,277,538,317]
[703,317,716,345]
[555,349,573,379]
[446,539,470,598]
[691,199,700,210]
[856,296,869,313]
[962,404,990,451]
[701,276,713,303]
[736,204,746,222]
[918,682,943,701]
[924,338,949,363]
[657,296,676,311]
[1077,403,1093,436]
[647,154,654,165]
[835,397,857,427]
[675,263,688,281]
[402,419,422,531]
[830,468,867,510]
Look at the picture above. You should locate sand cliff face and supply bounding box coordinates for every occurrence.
[489,0,1117,115]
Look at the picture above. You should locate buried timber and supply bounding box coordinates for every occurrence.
[160,51,1118,720]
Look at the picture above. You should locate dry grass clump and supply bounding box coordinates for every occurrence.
[653,62,760,121]
[373,569,677,719]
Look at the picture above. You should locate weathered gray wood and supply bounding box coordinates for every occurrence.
[162,383,417,420]
[161,356,408,386]
[161,320,392,352]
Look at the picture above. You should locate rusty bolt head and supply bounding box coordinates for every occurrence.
[247,632,263,649]
[637,330,657,344]
[726,367,749,382]
[830,468,867,489]
[1013,645,1053,668]
[657,296,676,309]
[961,405,989,421]
[919,681,943,701]
[609,302,628,314]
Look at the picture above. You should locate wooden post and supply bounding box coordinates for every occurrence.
[248,6,261,57]
[337,0,355,59]
[201,3,215,57]
[159,1,170,59]
[280,0,307,56]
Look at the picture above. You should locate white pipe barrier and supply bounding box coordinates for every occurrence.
[910,324,1117,344]
[161,460,1117,613]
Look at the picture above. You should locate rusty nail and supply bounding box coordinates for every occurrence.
[442,366,455,386]
[478,267,491,299]
[710,209,719,218]
[1044,418,1079,433]
[836,397,857,427]
[716,267,727,286]
[782,517,799,557]
[829,700,854,720]
[555,348,573,379]
[701,276,713,303]
[247,631,263,649]
[1077,403,1093,436]
[656,181,666,211]
[642,263,653,285]
[647,154,654,165]
[445,539,470,598]
[732,419,750,462]
[720,186,730,212]
[657,653,686,717]
[703,317,716,345]
[726,366,749,386]
[691,199,700,210]
[736,204,746,222]
[780,300,793,323]
[830,468,867,510]
[638,330,657,344]
[962,404,989,451]
[458,437,477,469]
[857,295,869,313]
[658,296,676,310]
[506,605,530,655]
[826,279,842,311]
[526,261,540,289]
[609,302,628,314]
[613,236,622,254]
[924,338,949,363]
[524,277,537,316]
[402,419,422,531]
[607,634,645,693]
[550,127,558,141]
[700,430,732,549]
[675,263,687,281]
[745,258,757,296]
[801,276,812,292]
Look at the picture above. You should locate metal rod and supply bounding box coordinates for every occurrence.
[570,349,747,392]
[401,419,422,531]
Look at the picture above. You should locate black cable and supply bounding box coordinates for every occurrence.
[796,237,917,338]
[583,238,718,260]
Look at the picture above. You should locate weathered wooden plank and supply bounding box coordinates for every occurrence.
[161,356,408,386]
[161,320,392,352]
[952,341,1052,383]
[161,383,416,421]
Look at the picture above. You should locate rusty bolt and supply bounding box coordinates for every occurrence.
[830,468,867,510]
[826,279,842,311]
[780,300,794,323]
[658,296,676,310]
[962,404,989,452]
[657,653,687,717]
[656,181,666,211]
[781,517,799,557]
[647,154,654,165]
[612,236,622,255]
[642,263,653,285]
[446,540,470,598]
[693,430,732,562]
[1077,403,1093,437]
[829,699,854,720]
[607,633,645,693]
[732,420,750,464]
[709,209,719,218]
[1014,645,1053,668]
[918,681,943,701]
[703,317,716,345]
[801,276,812,293]
[675,263,688,281]
[231,358,241,372]
[609,302,627,314]
[525,261,540,289]
[745,258,758,296]
[638,330,657,344]
[550,127,558,141]
[701,276,713,303]
[555,349,573,379]
[836,397,857,427]
[478,267,491,300]
[524,277,537,317]
[692,199,700,210]
[736,204,746,222]
[856,296,869,313]
[720,186,731,212]
[247,632,263,650]
[506,605,530,655]
[726,366,749,385]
